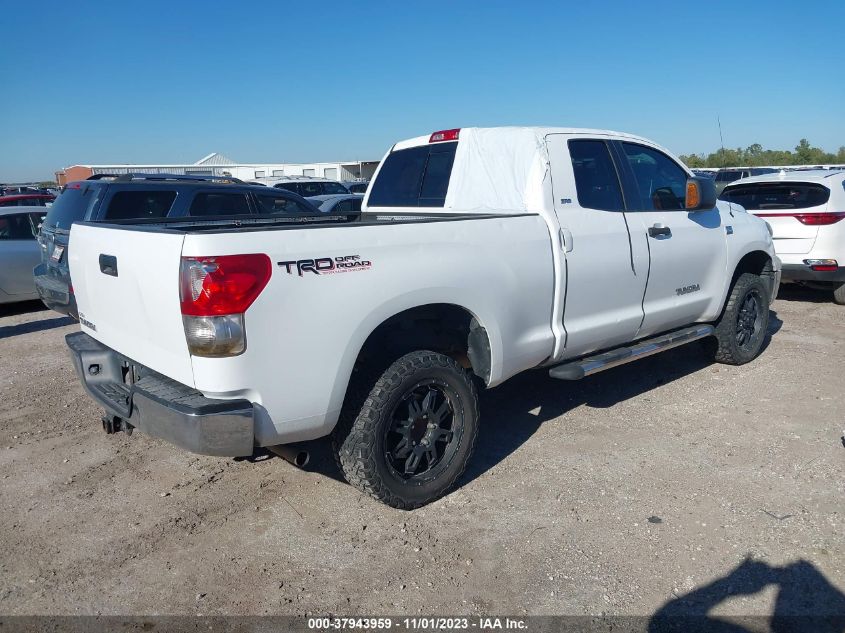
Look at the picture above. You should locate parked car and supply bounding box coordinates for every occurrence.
[266,177,350,197]
[0,206,47,304]
[0,193,55,207]
[714,167,778,195]
[64,127,778,509]
[308,193,363,213]
[34,174,320,318]
[720,169,845,304]
[343,181,370,194]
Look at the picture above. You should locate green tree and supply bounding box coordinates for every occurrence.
[679,153,706,168]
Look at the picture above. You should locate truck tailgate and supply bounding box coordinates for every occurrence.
[68,224,195,387]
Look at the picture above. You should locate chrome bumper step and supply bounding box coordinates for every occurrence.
[549,324,715,381]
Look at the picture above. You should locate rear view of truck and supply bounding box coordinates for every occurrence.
[65,133,556,508]
[66,225,267,456]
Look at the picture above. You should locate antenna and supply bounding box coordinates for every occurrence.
[717,115,725,166]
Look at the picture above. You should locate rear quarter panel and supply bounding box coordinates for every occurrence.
[184,215,555,445]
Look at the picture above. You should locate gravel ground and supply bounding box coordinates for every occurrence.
[0,288,843,619]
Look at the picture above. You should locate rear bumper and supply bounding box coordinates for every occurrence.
[34,263,77,318]
[66,332,255,457]
[781,264,845,283]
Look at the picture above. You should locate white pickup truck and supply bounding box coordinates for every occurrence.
[66,127,780,509]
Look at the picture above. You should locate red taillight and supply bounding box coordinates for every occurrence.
[180,254,272,316]
[794,212,845,225]
[429,128,460,143]
[804,259,839,272]
[756,212,845,225]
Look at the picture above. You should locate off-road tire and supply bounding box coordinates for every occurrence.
[832,282,845,305]
[710,272,770,365]
[332,350,479,509]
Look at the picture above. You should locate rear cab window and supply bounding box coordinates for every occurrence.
[43,183,105,231]
[367,141,457,207]
[721,183,831,210]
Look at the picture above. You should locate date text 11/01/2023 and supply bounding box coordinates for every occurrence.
[307,617,528,630]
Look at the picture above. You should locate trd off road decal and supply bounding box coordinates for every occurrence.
[278,255,373,277]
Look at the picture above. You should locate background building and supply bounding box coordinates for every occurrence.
[55,152,380,185]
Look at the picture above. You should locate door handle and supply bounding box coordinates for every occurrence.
[99,254,118,277]
[648,224,671,238]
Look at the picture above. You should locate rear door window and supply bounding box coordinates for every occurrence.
[0,213,37,240]
[720,183,830,210]
[255,192,316,214]
[43,184,104,230]
[332,198,362,213]
[322,182,349,194]
[567,140,625,211]
[103,190,178,220]
[299,182,324,197]
[275,183,301,195]
[188,192,252,216]
[367,142,457,207]
[621,143,688,210]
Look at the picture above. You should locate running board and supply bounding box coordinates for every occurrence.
[549,324,715,381]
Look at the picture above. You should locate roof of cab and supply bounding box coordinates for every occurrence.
[391,126,654,151]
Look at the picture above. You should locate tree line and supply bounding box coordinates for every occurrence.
[679,139,845,168]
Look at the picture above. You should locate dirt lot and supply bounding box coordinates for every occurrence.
[0,289,843,620]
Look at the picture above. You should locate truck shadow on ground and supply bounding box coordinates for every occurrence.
[648,557,845,632]
[285,310,783,489]
[461,309,782,486]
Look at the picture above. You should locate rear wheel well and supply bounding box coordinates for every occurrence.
[354,304,491,384]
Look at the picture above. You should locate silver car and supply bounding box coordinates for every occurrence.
[0,206,46,304]
[308,194,363,214]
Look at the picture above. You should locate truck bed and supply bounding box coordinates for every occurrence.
[69,209,557,446]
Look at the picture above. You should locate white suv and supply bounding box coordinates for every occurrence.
[721,170,845,304]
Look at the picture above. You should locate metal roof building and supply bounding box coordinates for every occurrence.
[55,152,380,185]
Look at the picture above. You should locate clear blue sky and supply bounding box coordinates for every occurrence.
[1,0,843,181]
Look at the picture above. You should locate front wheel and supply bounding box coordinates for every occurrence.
[333,351,479,509]
[709,272,770,365]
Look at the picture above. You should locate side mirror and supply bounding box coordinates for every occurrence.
[685,176,717,211]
